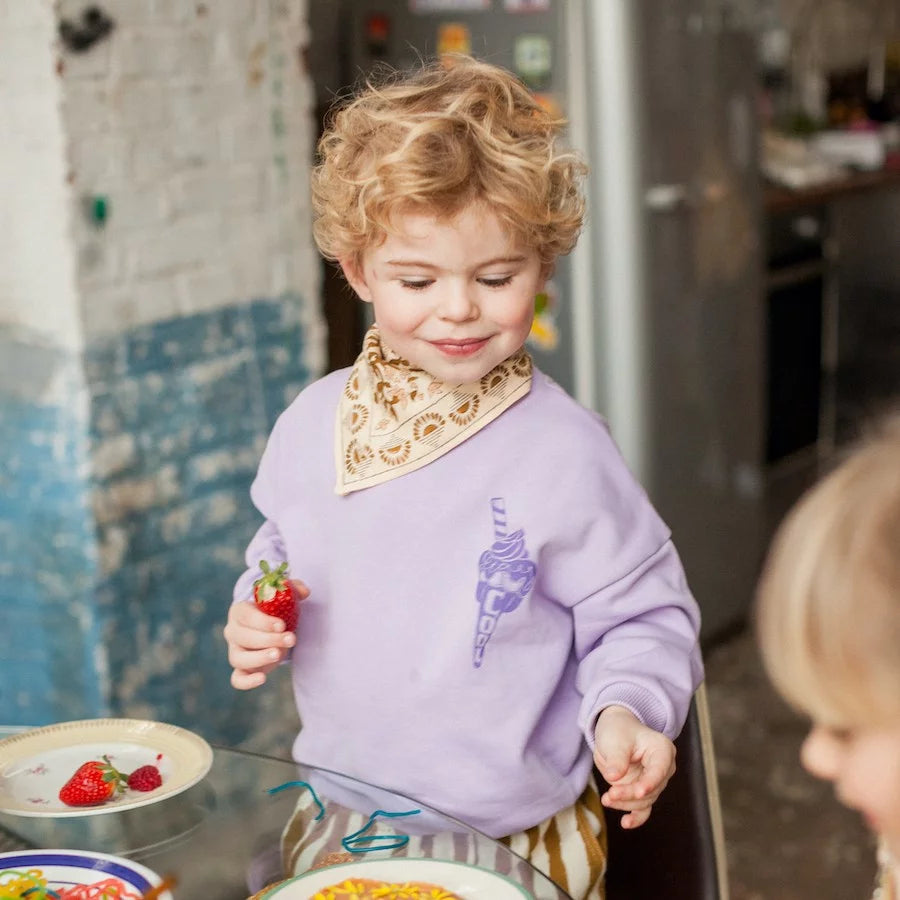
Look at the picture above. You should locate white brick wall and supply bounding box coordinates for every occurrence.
[70,0,319,339]
[0,0,83,350]
[3,0,323,354]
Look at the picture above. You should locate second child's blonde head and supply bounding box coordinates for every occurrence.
[756,418,900,727]
[312,55,586,271]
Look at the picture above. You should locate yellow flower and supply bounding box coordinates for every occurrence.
[371,884,424,899]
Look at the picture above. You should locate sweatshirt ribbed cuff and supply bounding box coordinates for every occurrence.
[584,682,670,748]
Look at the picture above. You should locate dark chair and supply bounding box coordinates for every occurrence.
[602,684,729,900]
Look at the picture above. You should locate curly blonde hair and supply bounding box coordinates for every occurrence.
[311,55,586,270]
[755,415,900,726]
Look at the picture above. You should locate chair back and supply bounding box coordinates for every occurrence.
[602,684,729,900]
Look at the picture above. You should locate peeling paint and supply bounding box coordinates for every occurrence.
[91,432,137,479]
[1,297,315,747]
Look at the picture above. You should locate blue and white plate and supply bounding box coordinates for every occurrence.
[0,848,173,898]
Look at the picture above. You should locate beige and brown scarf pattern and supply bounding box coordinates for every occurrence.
[335,326,532,495]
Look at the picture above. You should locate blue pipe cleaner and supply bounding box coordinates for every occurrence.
[341,808,422,854]
[266,779,326,821]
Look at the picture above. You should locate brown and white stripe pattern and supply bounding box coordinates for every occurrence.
[277,776,606,900]
[501,775,606,899]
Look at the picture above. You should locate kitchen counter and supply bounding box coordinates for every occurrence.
[764,164,900,213]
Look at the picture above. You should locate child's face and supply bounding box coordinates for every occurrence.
[342,205,545,384]
[801,720,900,856]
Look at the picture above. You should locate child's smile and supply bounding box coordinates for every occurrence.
[429,336,492,358]
[341,204,546,384]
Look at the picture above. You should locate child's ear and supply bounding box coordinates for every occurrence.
[338,257,373,303]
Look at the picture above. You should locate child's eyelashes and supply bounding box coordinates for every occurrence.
[397,275,515,291]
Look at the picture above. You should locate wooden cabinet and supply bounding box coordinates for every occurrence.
[764,169,900,467]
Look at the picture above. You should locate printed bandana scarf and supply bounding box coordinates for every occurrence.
[335,326,532,495]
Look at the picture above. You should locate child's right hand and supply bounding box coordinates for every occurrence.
[593,705,676,829]
[223,580,307,689]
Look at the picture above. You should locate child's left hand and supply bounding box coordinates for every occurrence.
[593,705,676,829]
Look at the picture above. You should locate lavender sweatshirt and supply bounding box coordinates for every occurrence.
[234,367,703,837]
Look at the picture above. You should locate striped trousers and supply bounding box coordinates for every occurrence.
[278,776,606,900]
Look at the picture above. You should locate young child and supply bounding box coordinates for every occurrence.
[225,55,703,900]
[756,419,900,899]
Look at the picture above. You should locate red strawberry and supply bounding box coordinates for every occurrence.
[58,756,127,807]
[127,764,162,792]
[253,560,299,631]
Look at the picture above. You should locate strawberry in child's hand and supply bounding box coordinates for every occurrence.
[253,560,299,631]
[58,756,127,807]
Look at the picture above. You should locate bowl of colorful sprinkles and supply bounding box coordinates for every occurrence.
[0,849,173,899]
[260,858,532,898]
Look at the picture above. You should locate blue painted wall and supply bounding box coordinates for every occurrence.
[0,297,313,747]
[0,348,101,724]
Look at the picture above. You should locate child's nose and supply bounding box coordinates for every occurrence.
[438,283,478,321]
[800,726,841,783]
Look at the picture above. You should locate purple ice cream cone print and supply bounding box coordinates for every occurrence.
[473,497,536,668]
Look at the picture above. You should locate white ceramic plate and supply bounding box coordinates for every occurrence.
[0,848,173,898]
[0,718,213,817]
[263,858,533,898]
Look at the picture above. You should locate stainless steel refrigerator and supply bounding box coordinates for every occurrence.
[308,0,766,641]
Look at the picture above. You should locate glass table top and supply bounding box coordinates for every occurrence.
[0,729,572,899]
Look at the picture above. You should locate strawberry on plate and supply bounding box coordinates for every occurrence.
[127,764,163,792]
[58,756,127,807]
[253,560,299,631]
[128,753,163,792]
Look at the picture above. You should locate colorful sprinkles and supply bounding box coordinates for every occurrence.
[312,879,463,899]
[0,868,142,900]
